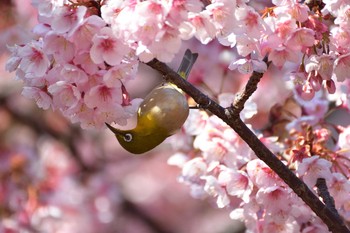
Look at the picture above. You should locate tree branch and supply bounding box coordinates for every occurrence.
[146,58,350,233]
[229,69,265,117]
[316,178,340,219]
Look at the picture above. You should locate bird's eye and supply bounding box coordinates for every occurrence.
[123,133,133,142]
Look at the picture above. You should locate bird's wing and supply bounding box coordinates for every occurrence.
[177,49,198,79]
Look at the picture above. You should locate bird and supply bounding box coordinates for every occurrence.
[105,49,198,154]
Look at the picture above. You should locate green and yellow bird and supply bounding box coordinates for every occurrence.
[106,49,198,154]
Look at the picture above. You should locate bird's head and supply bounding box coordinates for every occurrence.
[105,123,167,154]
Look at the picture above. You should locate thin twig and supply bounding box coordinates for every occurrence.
[316,178,340,218]
[229,71,264,116]
[227,58,269,117]
[146,58,350,233]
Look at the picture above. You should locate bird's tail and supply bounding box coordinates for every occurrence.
[177,49,198,80]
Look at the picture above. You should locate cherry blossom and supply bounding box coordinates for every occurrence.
[229,57,267,74]
[68,15,107,52]
[188,11,216,44]
[202,175,230,208]
[50,5,87,34]
[329,173,350,210]
[16,41,50,77]
[43,32,75,62]
[90,27,130,66]
[48,81,81,110]
[21,86,52,110]
[205,0,237,46]
[256,186,292,213]
[218,168,253,203]
[296,156,333,188]
[333,53,350,82]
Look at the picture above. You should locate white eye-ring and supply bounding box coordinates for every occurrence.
[123,133,133,142]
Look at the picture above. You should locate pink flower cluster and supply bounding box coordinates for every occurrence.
[268,0,350,101]
[6,1,142,129]
[5,0,250,128]
[6,0,350,128]
[170,105,350,232]
[225,0,350,101]
[163,75,350,232]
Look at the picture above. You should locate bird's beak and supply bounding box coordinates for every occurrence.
[105,122,122,135]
